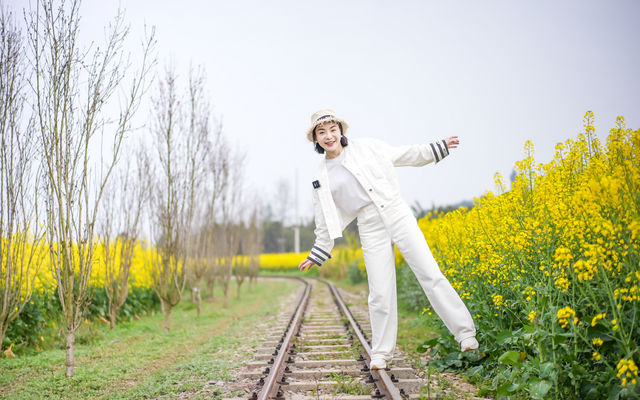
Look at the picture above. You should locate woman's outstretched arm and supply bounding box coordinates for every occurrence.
[299,188,335,272]
[367,136,460,167]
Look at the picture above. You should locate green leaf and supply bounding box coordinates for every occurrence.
[539,362,555,378]
[497,380,513,397]
[506,382,521,393]
[445,351,461,362]
[552,333,568,345]
[496,330,513,345]
[529,379,552,399]
[584,387,600,400]
[571,363,587,377]
[498,350,521,367]
[607,383,622,400]
[417,336,440,353]
[586,324,609,338]
[468,365,484,377]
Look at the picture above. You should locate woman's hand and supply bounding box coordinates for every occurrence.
[298,259,315,272]
[445,136,460,149]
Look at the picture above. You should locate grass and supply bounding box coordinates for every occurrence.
[396,302,439,354]
[328,372,371,395]
[329,275,369,295]
[0,278,300,400]
[306,351,353,360]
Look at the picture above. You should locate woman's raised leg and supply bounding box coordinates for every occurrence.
[388,208,476,343]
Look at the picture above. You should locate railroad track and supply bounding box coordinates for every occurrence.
[233,277,429,400]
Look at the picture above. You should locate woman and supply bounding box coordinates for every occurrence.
[298,109,478,370]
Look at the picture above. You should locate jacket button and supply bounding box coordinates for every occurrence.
[368,188,372,192]
[381,205,384,208]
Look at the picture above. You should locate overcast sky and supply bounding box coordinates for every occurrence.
[9,0,640,223]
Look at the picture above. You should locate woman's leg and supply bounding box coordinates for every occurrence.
[357,205,397,362]
[388,206,476,343]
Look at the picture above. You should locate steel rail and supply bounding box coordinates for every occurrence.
[256,277,311,400]
[324,279,404,400]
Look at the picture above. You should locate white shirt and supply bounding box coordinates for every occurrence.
[306,137,450,266]
[325,150,373,216]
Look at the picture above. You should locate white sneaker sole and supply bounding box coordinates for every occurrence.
[370,360,387,370]
[460,337,479,352]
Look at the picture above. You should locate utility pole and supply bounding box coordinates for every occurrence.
[294,169,300,253]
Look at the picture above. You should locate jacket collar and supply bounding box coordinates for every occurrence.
[314,144,352,179]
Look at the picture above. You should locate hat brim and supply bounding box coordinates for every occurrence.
[306,117,349,142]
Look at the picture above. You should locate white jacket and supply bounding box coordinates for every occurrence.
[306,137,450,266]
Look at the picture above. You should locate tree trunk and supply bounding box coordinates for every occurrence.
[109,309,116,330]
[0,324,7,353]
[65,330,76,377]
[164,305,172,333]
[223,281,229,307]
[196,288,202,317]
[160,297,165,314]
[207,279,215,300]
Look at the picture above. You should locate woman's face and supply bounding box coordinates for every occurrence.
[315,121,343,155]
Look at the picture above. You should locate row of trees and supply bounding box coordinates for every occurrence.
[0,0,262,377]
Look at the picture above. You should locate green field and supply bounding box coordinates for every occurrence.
[0,279,300,400]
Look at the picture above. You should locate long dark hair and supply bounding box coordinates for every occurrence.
[313,122,348,154]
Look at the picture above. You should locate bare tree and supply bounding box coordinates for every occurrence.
[183,66,211,316]
[201,122,228,302]
[99,149,150,329]
[28,0,155,377]
[149,65,187,333]
[0,5,45,352]
[187,226,210,315]
[219,151,246,306]
[244,201,263,289]
[233,227,248,297]
[148,63,211,328]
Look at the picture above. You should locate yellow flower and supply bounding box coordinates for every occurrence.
[592,351,601,361]
[617,359,639,386]
[557,306,576,329]
[491,294,504,310]
[554,276,570,292]
[592,337,603,346]
[591,313,606,327]
[527,310,536,322]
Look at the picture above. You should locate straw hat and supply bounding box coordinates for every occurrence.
[306,109,349,142]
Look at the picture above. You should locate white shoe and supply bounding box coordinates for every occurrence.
[460,337,479,352]
[370,358,386,370]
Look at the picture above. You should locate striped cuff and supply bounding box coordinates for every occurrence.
[429,140,450,163]
[307,245,332,266]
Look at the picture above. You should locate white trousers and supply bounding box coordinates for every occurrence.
[356,199,476,361]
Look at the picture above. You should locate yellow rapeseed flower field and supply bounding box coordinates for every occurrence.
[413,112,639,397]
